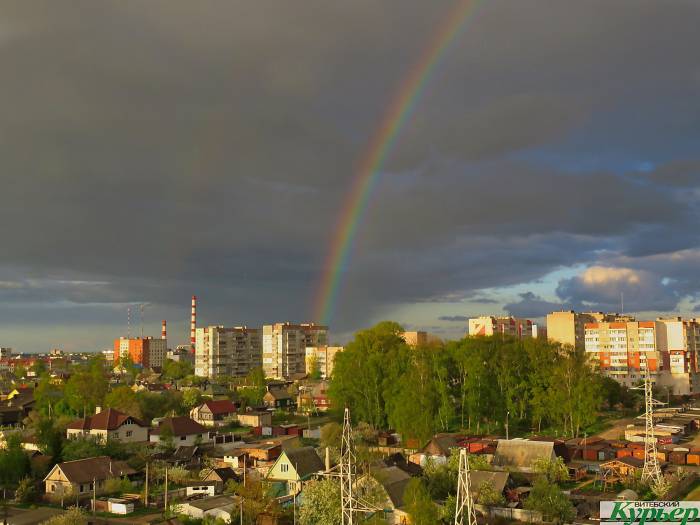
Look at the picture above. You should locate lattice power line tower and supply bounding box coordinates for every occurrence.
[339,407,380,525]
[639,361,664,486]
[454,448,478,525]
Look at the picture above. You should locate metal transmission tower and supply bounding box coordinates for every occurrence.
[639,364,663,486]
[454,448,478,525]
[339,407,379,525]
[630,357,666,491]
[340,407,356,525]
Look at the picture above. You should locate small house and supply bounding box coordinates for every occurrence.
[44,456,136,498]
[190,400,237,427]
[66,408,148,443]
[266,446,325,495]
[237,411,272,428]
[149,416,214,447]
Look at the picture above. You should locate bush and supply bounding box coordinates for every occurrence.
[15,477,36,504]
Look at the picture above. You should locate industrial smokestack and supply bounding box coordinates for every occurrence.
[162,320,167,340]
[190,295,197,353]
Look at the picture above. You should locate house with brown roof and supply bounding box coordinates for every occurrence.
[66,408,148,443]
[190,400,237,427]
[357,466,412,525]
[266,446,325,495]
[263,388,293,409]
[149,416,214,447]
[43,456,136,498]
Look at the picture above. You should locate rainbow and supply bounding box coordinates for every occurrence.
[313,0,481,324]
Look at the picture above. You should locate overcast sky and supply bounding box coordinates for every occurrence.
[2,0,700,352]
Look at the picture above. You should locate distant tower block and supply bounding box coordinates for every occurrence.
[161,320,167,340]
[190,295,197,353]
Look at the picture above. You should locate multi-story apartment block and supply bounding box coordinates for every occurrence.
[546,311,617,349]
[0,348,12,359]
[263,323,328,379]
[305,345,342,379]
[113,337,166,369]
[655,317,700,395]
[195,326,262,378]
[467,316,534,339]
[584,320,665,387]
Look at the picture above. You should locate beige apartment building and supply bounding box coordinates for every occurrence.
[263,322,328,379]
[195,326,262,378]
[305,345,342,379]
[546,311,617,349]
[584,320,664,387]
[467,316,533,339]
[655,317,700,395]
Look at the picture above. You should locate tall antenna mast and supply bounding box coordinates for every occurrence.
[640,360,662,486]
[127,306,131,339]
[455,448,478,525]
[621,292,624,315]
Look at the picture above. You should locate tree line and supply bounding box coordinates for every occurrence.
[329,321,630,442]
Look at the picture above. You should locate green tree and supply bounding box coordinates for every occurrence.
[475,481,505,506]
[30,360,48,377]
[64,357,108,416]
[43,507,87,525]
[0,433,31,488]
[104,385,142,417]
[182,388,204,409]
[524,478,575,522]
[532,457,569,484]
[14,365,27,380]
[14,476,36,504]
[34,416,64,461]
[61,436,103,462]
[404,478,439,525]
[161,359,194,381]
[299,479,341,525]
[329,321,407,429]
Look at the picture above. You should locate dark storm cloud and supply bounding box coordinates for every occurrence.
[2,0,700,350]
[438,315,469,322]
[504,292,563,319]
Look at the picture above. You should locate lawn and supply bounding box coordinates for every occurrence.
[683,479,700,501]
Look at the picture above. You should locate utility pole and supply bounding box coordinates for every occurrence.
[640,363,662,486]
[144,462,149,507]
[454,448,478,525]
[164,467,169,517]
[505,410,510,441]
[92,477,96,517]
[239,496,244,525]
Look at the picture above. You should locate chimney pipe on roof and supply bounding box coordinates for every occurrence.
[190,295,197,354]
[162,320,167,340]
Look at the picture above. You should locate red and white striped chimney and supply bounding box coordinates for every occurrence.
[190,295,197,353]
[161,320,167,340]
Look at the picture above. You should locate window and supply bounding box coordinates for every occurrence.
[281,463,289,473]
[181,436,187,441]
[126,431,133,437]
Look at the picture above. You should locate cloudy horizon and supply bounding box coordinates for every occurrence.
[2,1,700,352]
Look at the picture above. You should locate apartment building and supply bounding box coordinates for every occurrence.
[467,316,534,339]
[655,317,700,395]
[584,320,665,387]
[195,326,262,378]
[263,323,328,379]
[113,336,166,369]
[546,311,617,349]
[401,331,441,347]
[305,345,342,379]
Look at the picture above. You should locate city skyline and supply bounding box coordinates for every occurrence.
[2,1,700,352]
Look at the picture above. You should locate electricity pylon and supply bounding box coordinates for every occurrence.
[455,448,478,525]
[339,407,379,525]
[633,358,665,489]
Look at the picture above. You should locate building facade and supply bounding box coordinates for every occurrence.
[655,317,700,395]
[467,316,534,339]
[194,326,262,378]
[304,345,342,379]
[262,323,328,379]
[113,336,166,369]
[546,311,616,349]
[584,320,665,387]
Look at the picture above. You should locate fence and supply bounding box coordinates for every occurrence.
[474,504,544,523]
